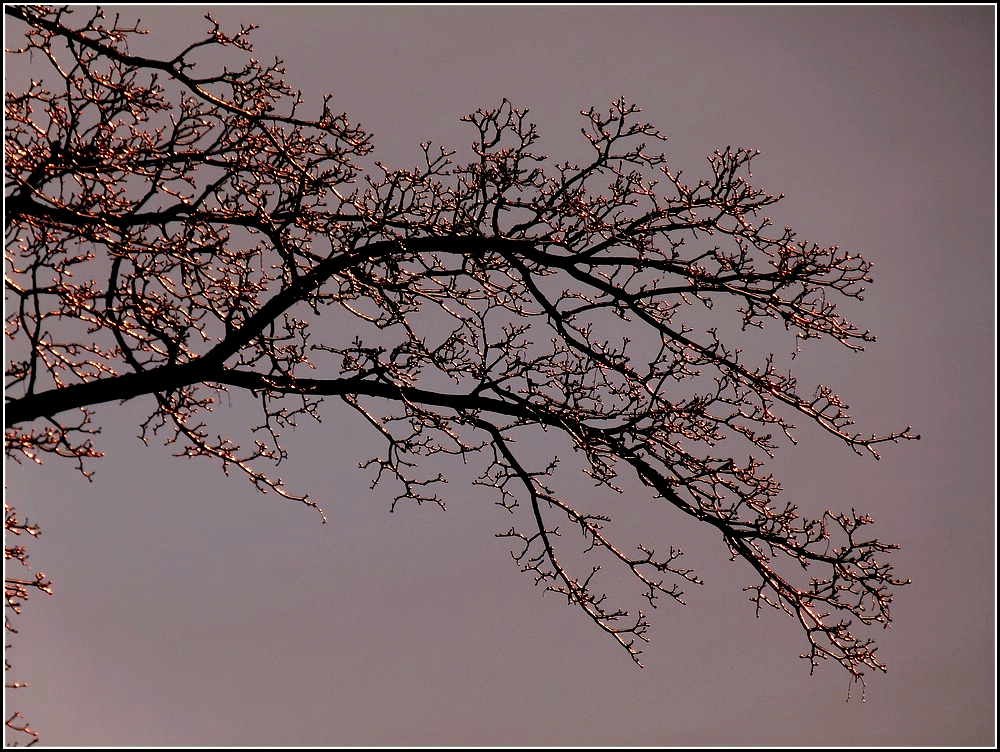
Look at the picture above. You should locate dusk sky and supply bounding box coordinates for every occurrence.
[4,5,995,747]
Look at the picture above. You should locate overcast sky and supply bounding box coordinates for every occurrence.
[4,4,995,747]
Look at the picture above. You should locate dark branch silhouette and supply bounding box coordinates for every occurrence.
[5,7,919,728]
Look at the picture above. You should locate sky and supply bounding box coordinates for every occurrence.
[4,4,996,747]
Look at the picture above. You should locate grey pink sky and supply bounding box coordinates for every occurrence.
[4,4,995,746]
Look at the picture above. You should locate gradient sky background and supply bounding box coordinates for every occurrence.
[4,5,995,747]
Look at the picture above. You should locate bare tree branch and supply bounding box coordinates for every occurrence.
[5,8,919,729]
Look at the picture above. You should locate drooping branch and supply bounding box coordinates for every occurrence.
[4,5,918,696]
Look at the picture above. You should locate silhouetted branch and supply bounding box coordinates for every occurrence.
[5,6,918,717]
